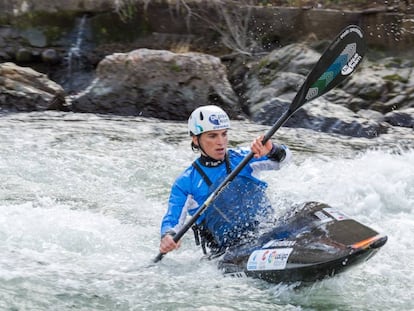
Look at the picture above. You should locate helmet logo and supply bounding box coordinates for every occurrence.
[209,114,228,126]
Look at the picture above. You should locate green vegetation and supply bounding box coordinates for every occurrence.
[170,63,182,72]
[9,11,80,45]
[383,74,408,83]
[91,12,151,44]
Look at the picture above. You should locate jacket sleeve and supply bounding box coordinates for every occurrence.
[267,143,292,166]
[232,144,292,175]
[160,169,199,238]
[160,181,186,237]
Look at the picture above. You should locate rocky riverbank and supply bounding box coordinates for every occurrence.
[0,0,413,137]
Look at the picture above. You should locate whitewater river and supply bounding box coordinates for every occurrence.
[0,110,413,311]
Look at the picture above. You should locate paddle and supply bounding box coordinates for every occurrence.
[154,24,366,263]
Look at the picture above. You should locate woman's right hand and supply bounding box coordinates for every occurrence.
[159,234,181,254]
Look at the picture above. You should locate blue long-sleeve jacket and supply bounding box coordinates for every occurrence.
[160,145,292,247]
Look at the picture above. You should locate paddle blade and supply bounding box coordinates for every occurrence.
[290,25,366,113]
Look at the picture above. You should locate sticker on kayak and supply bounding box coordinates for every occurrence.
[263,240,296,248]
[314,210,333,223]
[323,208,349,221]
[247,248,293,271]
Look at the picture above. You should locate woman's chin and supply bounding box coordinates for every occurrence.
[214,152,226,160]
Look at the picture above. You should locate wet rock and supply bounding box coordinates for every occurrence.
[245,71,302,109]
[384,108,414,128]
[15,48,33,63]
[20,28,47,48]
[242,44,320,113]
[0,62,67,112]
[250,96,388,138]
[285,99,389,138]
[0,1,413,139]
[381,94,409,113]
[357,109,385,122]
[41,49,61,64]
[71,49,242,119]
[323,89,369,112]
[0,51,12,62]
[342,68,388,102]
[242,43,412,138]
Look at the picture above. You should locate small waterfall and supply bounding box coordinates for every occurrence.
[62,14,94,94]
[67,15,87,80]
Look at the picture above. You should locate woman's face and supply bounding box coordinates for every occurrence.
[193,129,228,160]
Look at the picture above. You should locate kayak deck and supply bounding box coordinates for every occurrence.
[217,202,387,283]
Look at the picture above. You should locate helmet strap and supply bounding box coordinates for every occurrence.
[192,135,210,158]
[197,136,208,157]
[191,134,210,158]
[191,141,199,153]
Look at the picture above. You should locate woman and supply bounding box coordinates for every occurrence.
[160,105,292,255]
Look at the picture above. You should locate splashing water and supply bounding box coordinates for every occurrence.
[0,111,413,310]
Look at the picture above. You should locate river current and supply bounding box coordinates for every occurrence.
[0,110,413,311]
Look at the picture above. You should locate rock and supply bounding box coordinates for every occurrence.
[241,43,414,137]
[242,44,321,113]
[41,49,61,64]
[15,48,33,63]
[381,94,409,113]
[20,28,47,48]
[0,62,67,112]
[251,96,388,138]
[384,108,414,128]
[323,88,369,112]
[254,43,321,76]
[0,51,12,62]
[0,2,413,138]
[250,97,290,125]
[71,49,242,119]
[342,67,388,101]
[245,71,303,108]
[357,109,385,122]
[287,98,389,138]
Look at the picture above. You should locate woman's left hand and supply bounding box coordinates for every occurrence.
[251,135,273,158]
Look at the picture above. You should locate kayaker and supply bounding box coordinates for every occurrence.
[159,105,292,255]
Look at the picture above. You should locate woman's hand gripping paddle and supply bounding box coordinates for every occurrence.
[154,25,366,263]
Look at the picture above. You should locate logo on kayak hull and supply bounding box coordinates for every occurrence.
[247,248,293,271]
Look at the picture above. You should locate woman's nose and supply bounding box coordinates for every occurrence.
[217,136,225,144]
